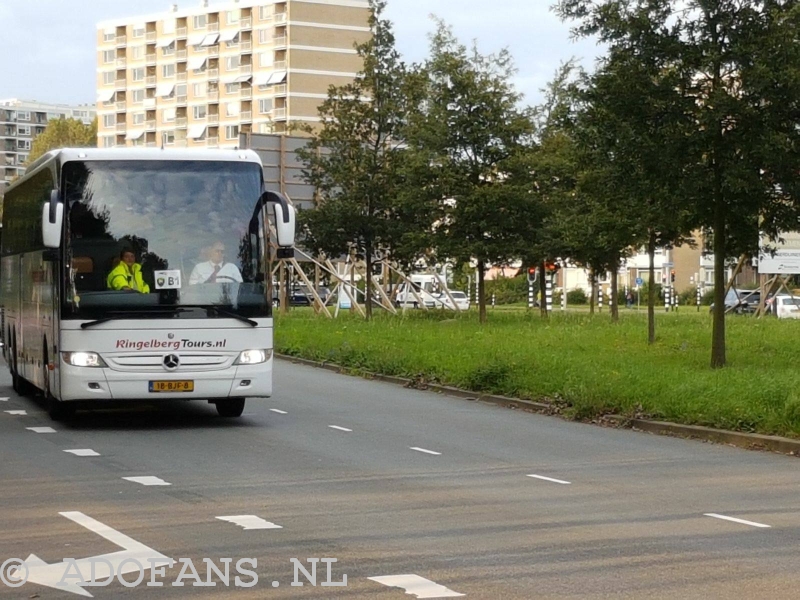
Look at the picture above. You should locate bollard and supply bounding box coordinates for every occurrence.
[545,276,553,312]
[528,281,535,309]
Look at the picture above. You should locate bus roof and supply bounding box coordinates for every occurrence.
[7,148,264,195]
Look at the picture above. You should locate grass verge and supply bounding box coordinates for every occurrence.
[275,309,800,438]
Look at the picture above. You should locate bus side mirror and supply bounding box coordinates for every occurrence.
[42,191,63,248]
[274,202,296,248]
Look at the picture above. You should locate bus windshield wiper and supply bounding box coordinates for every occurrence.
[207,306,258,327]
[80,309,187,329]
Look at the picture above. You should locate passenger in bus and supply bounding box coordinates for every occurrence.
[107,248,151,293]
[188,241,243,285]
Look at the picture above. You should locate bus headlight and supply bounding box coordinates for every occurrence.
[62,352,107,368]
[234,349,271,365]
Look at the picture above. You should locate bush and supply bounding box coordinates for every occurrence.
[485,275,531,305]
[567,289,588,305]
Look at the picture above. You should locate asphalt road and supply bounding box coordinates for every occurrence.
[1,358,800,599]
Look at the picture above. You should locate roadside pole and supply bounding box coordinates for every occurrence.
[598,286,603,312]
[546,274,553,313]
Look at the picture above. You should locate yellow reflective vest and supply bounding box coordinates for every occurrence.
[107,262,150,293]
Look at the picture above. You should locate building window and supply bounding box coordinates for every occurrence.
[163,108,176,122]
[258,98,273,114]
[226,33,240,48]
[225,56,240,70]
[132,67,145,81]
[225,102,239,117]
[103,71,115,85]
[102,136,115,148]
[258,6,272,20]
[225,125,239,139]
[131,46,144,60]
[132,113,146,125]
[163,64,176,78]
[17,111,30,122]
[226,10,240,24]
[104,32,116,42]
[193,82,207,97]
[258,29,270,44]
[133,26,145,38]
[103,114,115,128]
[162,19,176,35]
[132,89,145,103]
[225,82,240,94]
[193,106,207,119]
[162,42,176,57]
[17,140,31,150]
[103,50,115,63]
[17,125,31,136]
[258,52,273,68]
[176,84,187,98]
[162,131,175,146]
[193,15,207,29]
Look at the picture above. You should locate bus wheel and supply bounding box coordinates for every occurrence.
[216,398,245,417]
[11,337,23,395]
[43,351,74,421]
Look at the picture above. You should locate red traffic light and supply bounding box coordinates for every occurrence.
[544,262,560,272]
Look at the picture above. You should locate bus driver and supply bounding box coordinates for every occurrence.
[189,241,243,285]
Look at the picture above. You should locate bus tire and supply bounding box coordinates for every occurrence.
[215,398,245,417]
[11,336,24,395]
[43,351,74,421]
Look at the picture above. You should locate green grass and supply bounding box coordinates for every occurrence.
[275,308,800,438]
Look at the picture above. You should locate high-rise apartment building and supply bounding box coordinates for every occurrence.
[96,0,370,149]
[0,99,95,190]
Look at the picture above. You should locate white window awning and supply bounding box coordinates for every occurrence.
[162,108,176,120]
[98,89,116,103]
[156,83,175,97]
[234,75,252,83]
[200,33,220,46]
[155,37,175,48]
[266,70,287,85]
[188,56,207,70]
[125,130,145,140]
[226,102,240,116]
[188,33,206,46]
[219,29,240,43]
[253,73,271,86]
[188,125,207,139]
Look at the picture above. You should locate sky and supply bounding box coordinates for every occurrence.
[0,0,604,109]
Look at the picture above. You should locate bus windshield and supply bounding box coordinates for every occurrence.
[62,159,270,320]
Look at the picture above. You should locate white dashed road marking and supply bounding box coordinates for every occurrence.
[527,474,571,485]
[270,409,288,414]
[368,574,464,598]
[27,427,56,433]
[216,515,283,530]
[122,476,171,486]
[64,449,101,457]
[410,447,441,456]
[704,513,771,528]
[329,425,352,432]
[0,397,9,401]
[4,410,27,415]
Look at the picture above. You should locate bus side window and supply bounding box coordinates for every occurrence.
[71,256,96,291]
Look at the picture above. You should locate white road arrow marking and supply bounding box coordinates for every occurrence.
[704,513,771,528]
[410,447,441,456]
[9,511,171,597]
[0,397,9,401]
[27,427,56,433]
[216,515,283,530]
[368,574,464,598]
[4,410,27,415]
[269,409,287,414]
[64,449,100,457]
[329,425,352,432]
[527,474,571,485]
[122,476,170,486]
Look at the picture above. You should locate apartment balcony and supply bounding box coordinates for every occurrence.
[274,13,287,24]
[240,88,252,99]
[115,79,127,90]
[115,101,127,111]
[116,58,127,68]
[240,17,252,29]
[176,118,188,128]
[273,36,287,48]
[143,98,156,109]
[272,108,286,120]
[209,23,220,32]
[115,123,127,132]
[273,84,287,96]
[175,139,188,147]
[208,47,219,57]
[146,31,157,42]
[208,114,219,125]
[177,72,188,82]
[240,111,252,123]
[207,136,219,146]
[207,69,219,80]
[274,60,286,70]
[176,96,188,106]
[177,50,188,60]
[146,142,157,147]
[145,53,157,66]
[241,41,252,52]
[116,35,127,46]
[240,64,252,74]
[4,175,15,182]
[176,27,188,38]
[145,120,156,131]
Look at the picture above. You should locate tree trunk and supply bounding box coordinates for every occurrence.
[711,202,727,368]
[478,260,487,324]
[648,231,656,344]
[540,260,548,318]
[589,269,596,315]
[610,262,619,323]
[364,246,373,321]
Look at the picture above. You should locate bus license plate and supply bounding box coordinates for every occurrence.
[149,380,194,392]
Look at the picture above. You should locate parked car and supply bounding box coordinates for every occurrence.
[433,290,471,311]
[709,288,761,314]
[768,294,800,319]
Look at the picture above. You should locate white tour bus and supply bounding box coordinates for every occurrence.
[0,148,295,420]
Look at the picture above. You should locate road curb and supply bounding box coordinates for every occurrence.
[276,353,800,457]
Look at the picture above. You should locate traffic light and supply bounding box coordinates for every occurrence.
[544,262,560,272]
[670,269,676,283]
[527,267,537,283]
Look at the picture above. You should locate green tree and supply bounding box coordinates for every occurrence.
[297,0,425,319]
[27,116,97,164]
[405,20,535,323]
[557,0,800,367]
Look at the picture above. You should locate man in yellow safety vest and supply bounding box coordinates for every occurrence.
[107,248,150,293]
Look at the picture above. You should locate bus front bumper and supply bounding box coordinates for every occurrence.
[58,361,272,402]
